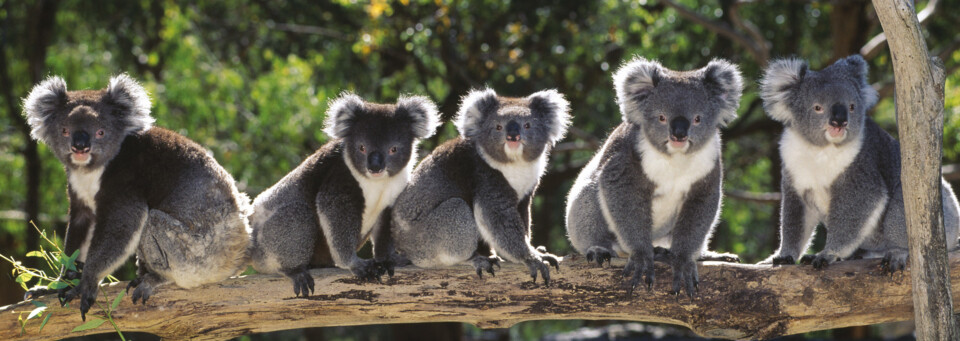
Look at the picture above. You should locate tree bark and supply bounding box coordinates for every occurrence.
[872,0,958,339]
[4,255,960,340]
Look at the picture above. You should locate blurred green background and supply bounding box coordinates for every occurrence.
[1,0,958,339]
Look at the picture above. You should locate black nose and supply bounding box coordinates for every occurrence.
[71,131,91,153]
[367,151,385,173]
[830,103,848,128]
[505,121,521,141]
[669,117,689,141]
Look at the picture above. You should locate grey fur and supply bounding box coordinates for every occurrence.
[250,92,439,297]
[22,75,250,320]
[566,57,743,296]
[759,55,960,272]
[392,88,570,285]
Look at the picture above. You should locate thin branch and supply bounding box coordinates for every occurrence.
[860,0,939,59]
[659,0,769,65]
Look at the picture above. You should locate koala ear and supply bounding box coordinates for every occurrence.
[702,59,744,127]
[760,58,808,122]
[396,95,441,139]
[527,89,571,145]
[840,54,879,110]
[613,56,662,124]
[323,92,365,139]
[106,74,154,135]
[22,75,68,142]
[454,88,499,139]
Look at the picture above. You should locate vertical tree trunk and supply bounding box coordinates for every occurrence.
[872,0,958,339]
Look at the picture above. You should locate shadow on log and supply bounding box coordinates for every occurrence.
[4,253,959,340]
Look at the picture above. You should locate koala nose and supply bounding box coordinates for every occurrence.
[367,151,385,174]
[71,131,91,153]
[830,103,848,128]
[505,121,521,142]
[669,117,690,141]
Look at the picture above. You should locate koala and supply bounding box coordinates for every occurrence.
[391,88,570,285]
[759,55,960,272]
[565,57,743,296]
[250,93,440,297]
[22,75,252,320]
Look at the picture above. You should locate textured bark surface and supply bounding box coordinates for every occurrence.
[873,0,958,339]
[4,255,960,341]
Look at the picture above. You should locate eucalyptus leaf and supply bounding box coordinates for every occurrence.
[71,318,106,332]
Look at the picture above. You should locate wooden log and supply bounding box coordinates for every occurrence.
[872,0,958,339]
[5,254,960,341]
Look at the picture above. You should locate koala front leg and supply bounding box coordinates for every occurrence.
[807,186,888,270]
[371,208,399,277]
[474,182,556,285]
[316,192,380,281]
[667,171,722,297]
[61,196,148,321]
[598,163,655,295]
[762,180,818,266]
[63,198,95,276]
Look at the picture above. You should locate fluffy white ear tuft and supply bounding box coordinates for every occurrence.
[760,58,807,123]
[702,59,744,127]
[527,89,571,145]
[613,56,663,124]
[323,92,365,139]
[106,74,154,135]
[22,75,68,142]
[454,88,498,139]
[396,95,441,139]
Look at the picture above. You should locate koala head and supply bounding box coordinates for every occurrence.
[614,57,743,155]
[323,92,440,179]
[760,54,878,146]
[454,88,570,163]
[23,74,154,170]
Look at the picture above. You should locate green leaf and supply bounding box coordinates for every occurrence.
[71,318,106,332]
[65,250,80,271]
[48,281,68,290]
[27,306,46,320]
[26,251,45,258]
[39,314,51,332]
[15,273,32,284]
[31,300,46,308]
[111,290,125,311]
[70,279,79,286]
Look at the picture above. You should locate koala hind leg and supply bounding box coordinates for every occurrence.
[249,203,318,297]
[126,271,169,305]
[880,247,909,275]
[395,198,479,268]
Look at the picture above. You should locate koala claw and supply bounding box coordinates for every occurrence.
[798,254,815,265]
[539,252,562,273]
[622,253,655,296]
[585,246,613,267]
[670,259,700,298]
[350,259,383,283]
[770,255,796,266]
[375,258,396,278]
[880,252,908,275]
[60,283,96,321]
[525,257,552,286]
[291,271,315,298]
[470,255,501,279]
[803,253,840,270]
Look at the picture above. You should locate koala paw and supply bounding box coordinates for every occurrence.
[59,280,98,321]
[670,258,700,298]
[622,252,655,296]
[524,255,555,286]
[585,246,614,267]
[281,267,315,297]
[880,251,908,275]
[375,258,397,278]
[799,253,840,270]
[769,255,796,266]
[470,254,502,279]
[350,259,383,283]
[536,248,563,274]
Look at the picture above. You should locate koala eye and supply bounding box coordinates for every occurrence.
[359,145,366,153]
[61,128,69,137]
[849,103,855,112]
[496,124,502,131]
[693,115,701,125]
[658,115,666,123]
[95,129,105,138]
[524,122,531,129]
[814,104,824,114]
[389,146,398,154]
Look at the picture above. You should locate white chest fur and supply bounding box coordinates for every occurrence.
[479,146,547,199]
[638,136,719,234]
[780,128,862,216]
[68,167,105,211]
[345,155,411,236]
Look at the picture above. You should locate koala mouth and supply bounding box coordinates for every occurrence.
[367,170,387,178]
[826,126,847,140]
[70,151,92,165]
[666,136,689,152]
[506,141,522,150]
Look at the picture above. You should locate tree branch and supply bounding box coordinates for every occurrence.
[659,0,769,65]
[5,255,960,340]
[860,0,939,59]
